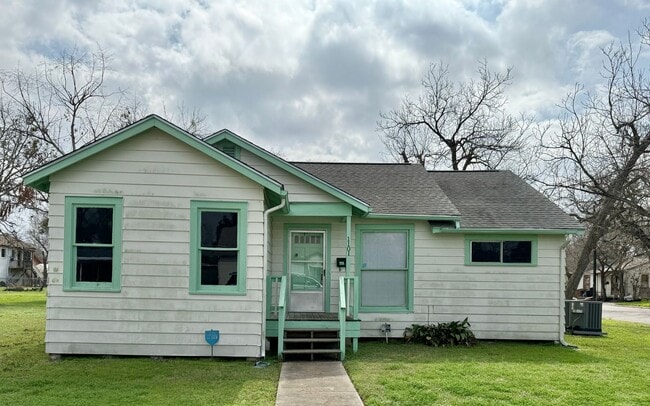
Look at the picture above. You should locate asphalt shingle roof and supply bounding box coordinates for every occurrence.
[431,170,582,230]
[293,162,460,217]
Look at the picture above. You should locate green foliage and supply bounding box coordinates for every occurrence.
[405,318,476,347]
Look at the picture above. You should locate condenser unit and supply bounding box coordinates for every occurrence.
[565,300,604,336]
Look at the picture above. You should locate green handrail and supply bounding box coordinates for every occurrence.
[338,276,347,360]
[267,275,283,318]
[277,275,288,360]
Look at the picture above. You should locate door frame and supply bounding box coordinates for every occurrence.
[283,223,331,312]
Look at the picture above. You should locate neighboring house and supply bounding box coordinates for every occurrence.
[0,236,36,286]
[23,115,582,360]
[578,259,650,300]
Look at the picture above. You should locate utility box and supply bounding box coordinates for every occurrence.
[565,300,603,335]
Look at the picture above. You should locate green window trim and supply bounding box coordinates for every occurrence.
[464,234,538,266]
[356,224,414,313]
[63,196,123,292]
[190,200,248,295]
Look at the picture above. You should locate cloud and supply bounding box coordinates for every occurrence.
[1,0,648,162]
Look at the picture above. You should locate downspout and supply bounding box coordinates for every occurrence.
[260,197,286,359]
[559,237,577,348]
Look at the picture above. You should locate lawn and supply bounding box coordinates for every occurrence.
[615,299,650,308]
[0,290,280,406]
[345,321,650,405]
[3,291,650,405]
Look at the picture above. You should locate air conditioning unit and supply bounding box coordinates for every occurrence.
[565,300,604,336]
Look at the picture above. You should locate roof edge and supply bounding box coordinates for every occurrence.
[205,130,371,213]
[23,115,286,196]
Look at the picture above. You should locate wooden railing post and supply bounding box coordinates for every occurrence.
[339,277,347,360]
[277,276,288,360]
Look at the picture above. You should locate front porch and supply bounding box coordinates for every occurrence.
[266,276,360,360]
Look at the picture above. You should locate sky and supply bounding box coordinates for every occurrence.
[1,0,649,163]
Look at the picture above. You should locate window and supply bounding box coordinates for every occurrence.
[357,225,414,312]
[64,196,123,291]
[190,201,247,294]
[642,274,649,288]
[466,236,537,265]
[1,248,4,257]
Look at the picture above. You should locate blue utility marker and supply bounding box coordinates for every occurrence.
[205,329,220,358]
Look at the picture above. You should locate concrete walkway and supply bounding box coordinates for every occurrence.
[276,361,363,406]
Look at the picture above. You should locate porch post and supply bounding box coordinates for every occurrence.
[345,215,351,278]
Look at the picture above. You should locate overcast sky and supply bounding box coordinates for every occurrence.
[1,0,648,163]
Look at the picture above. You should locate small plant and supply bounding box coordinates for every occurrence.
[404,318,476,347]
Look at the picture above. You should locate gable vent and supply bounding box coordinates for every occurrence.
[220,145,237,158]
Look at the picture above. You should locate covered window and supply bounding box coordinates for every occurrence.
[64,196,123,291]
[357,225,413,312]
[190,201,247,294]
[466,236,537,265]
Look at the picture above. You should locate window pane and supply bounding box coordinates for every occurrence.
[503,241,532,263]
[201,212,238,248]
[201,250,238,285]
[76,207,113,244]
[362,232,407,269]
[361,270,406,307]
[472,241,500,262]
[76,246,113,282]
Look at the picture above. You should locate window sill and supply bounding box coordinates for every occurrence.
[360,306,412,313]
[189,288,247,296]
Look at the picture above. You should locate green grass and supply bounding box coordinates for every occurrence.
[615,299,650,308]
[0,290,280,406]
[345,322,650,405]
[4,290,650,405]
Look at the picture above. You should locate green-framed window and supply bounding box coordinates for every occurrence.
[63,196,123,292]
[190,201,248,295]
[356,224,414,313]
[465,235,538,266]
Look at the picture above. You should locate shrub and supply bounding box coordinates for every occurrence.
[404,318,476,347]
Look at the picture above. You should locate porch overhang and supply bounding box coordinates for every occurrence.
[283,202,352,217]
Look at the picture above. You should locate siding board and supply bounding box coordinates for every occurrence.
[46,128,266,357]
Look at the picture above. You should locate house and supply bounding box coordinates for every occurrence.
[578,259,650,300]
[0,236,36,286]
[23,115,583,360]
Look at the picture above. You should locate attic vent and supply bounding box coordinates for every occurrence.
[219,145,237,158]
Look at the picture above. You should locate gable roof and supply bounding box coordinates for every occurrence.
[23,115,286,198]
[294,162,460,218]
[431,170,583,231]
[204,130,371,214]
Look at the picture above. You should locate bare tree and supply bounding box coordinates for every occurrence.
[542,24,650,298]
[378,60,530,170]
[1,47,127,156]
[27,211,48,289]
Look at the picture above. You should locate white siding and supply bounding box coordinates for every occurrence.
[269,217,565,341]
[239,150,341,203]
[46,128,266,357]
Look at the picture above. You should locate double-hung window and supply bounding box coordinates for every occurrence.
[466,236,537,265]
[64,196,123,291]
[357,225,414,312]
[190,201,247,294]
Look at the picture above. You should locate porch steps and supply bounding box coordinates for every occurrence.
[282,328,340,361]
